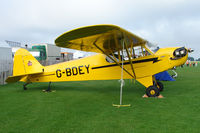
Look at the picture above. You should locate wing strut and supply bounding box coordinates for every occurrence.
[124,37,136,78]
[93,42,135,79]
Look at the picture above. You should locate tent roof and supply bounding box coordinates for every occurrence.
[0,41,10,48]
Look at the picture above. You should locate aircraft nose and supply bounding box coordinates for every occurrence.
[171,47,187,60]
[173,47,187,57]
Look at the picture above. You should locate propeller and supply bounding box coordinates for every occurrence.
[188,48,194,53]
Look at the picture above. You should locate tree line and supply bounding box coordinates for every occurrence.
[188,57,200,61]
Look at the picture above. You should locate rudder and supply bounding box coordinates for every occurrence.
[13,48,44,76]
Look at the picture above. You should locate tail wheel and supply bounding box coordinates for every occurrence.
[157,81,164,92]
[146,86,160,97]
[23,87,27,90]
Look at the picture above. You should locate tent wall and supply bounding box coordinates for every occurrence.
[0,47,13,85]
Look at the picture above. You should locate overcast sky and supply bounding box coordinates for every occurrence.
[0,0,199,58]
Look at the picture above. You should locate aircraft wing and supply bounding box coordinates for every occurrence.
[55,24,147,54]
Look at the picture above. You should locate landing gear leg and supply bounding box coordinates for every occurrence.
[156,81,164,92]
[153,77,164,92]
[45,82,52,92]
[23,82,30,90]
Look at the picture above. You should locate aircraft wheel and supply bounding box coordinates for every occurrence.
[146,86,160,97]
[157,81,164,92]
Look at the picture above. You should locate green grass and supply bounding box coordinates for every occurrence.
[0,65,200,133]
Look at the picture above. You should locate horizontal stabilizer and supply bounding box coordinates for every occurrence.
[6,75,25,83]
[6,72,43,83]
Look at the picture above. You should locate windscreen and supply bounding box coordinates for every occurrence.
[146,41,159,53]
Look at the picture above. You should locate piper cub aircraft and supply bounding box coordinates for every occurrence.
[6,25,190,97]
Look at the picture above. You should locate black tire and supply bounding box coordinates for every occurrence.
[146,86,160,97]
[157,81,164,92]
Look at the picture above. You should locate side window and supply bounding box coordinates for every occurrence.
[132,46,151,58]
[144,48,151,56]
[106,45,152,63]
[106,53,121,63]
[133,46,144,58]
[106,56,115,63]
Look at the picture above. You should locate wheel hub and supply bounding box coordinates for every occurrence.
[150,90,155,95]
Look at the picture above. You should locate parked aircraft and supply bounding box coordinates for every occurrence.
[6,25,191,97]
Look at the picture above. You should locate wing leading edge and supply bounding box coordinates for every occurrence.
[55,24,146,54]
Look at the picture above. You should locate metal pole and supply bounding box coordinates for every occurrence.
[120,40,125,105]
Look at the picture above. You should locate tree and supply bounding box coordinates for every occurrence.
[196,58,200,61]
[188,56,194,61]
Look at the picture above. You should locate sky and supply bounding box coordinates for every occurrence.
[0,0,200,59]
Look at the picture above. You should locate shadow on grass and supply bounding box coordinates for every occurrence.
[10,80,145,96]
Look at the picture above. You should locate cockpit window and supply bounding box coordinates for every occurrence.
[106,45,152,63]
[106,55,115,63]
[146,41,160,53]
[133,46,148,58]
[106,52,121,63]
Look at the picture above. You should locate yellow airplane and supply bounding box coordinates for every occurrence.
[6,24,191,97]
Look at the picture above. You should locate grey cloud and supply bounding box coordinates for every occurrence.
[0,0,200,58]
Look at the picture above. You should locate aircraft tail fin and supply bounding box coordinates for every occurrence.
[6,48,44,83]
[13,48,44,76]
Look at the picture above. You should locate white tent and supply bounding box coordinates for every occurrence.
[0,41,13,84]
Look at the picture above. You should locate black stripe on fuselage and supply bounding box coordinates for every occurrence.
[92,57,160,69]
[42,74,55,76]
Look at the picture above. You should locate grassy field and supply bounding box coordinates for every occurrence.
[0,65,200,133]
